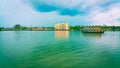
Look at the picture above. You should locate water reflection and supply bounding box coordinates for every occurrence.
[82,33,103,38]
[54,31,69,39]
[14,31,21,40]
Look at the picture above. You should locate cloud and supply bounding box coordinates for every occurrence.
[26,0,120,16]
[59,9,80,16]
[89,3,120,26]
[28,1,81,16]
[29,2,57,12]
[26,0,82,16]
[26,0,104,16]
[1,0,120,26]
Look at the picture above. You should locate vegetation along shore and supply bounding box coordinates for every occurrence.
[0,24,120,31]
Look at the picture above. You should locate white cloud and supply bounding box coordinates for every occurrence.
[1,0,120,26]
[89,3,120,26]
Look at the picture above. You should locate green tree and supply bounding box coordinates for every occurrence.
[0,27,1,31]
[13,24,23,31]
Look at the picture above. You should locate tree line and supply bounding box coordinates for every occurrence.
[70,25,120,31]
[0,24,120,31]
[0,24,54,31]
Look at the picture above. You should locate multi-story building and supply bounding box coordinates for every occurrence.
[54,23,69,31]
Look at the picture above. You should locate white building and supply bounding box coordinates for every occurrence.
[54,23,69,31]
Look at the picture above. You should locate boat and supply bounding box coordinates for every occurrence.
[82,28,104,33]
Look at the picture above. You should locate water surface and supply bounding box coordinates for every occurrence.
[0,31,120,68]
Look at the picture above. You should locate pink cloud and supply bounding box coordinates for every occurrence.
[89,3,120,26]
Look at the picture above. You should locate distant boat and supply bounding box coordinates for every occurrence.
[82,28,104,33]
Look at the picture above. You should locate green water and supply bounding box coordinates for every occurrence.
[0,31,120,68]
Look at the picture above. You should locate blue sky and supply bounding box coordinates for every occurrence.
[0,0,120,27]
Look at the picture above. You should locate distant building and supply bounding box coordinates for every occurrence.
[54,23,69,31]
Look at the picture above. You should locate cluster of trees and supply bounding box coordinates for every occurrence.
[0,24,54,31]
[0,24,120,31]
[70,25,120,31]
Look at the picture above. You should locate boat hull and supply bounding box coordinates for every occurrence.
[82,31,104,33]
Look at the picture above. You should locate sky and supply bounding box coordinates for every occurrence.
[0,0,120,27]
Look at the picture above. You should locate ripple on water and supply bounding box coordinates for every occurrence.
[1,31,120,68]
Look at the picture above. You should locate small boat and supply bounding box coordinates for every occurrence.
[82,28,104,33]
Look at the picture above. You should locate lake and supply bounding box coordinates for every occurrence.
[0,31,120,68]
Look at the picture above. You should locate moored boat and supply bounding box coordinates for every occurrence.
[82,28,104,33]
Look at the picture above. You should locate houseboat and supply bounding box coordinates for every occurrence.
[82,28,104,33]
